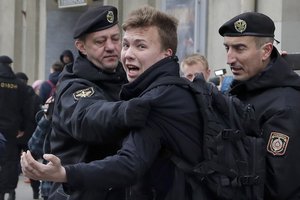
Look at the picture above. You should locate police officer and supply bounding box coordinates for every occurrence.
[35,5,148,200]
[0,56,32,200]
[219,12,300,200]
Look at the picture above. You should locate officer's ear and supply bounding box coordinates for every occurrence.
[75,39,87,56]
[261,42,273,61]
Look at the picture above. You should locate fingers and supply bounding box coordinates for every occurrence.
[43,154,61,166]
[21,150,44,180]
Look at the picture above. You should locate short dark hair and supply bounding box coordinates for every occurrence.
[52,61,64,72]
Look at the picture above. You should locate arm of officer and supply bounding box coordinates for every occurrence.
[263,107,300,199]
[57,82,151,143]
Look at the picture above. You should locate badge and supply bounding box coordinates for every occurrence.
[107,11,114,23]
[267,132,289,156]
[73,87,95,100]
[234,19,247,33]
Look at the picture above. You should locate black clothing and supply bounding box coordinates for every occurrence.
[39,71,61,104]
[17,85,42,149]
[65,57,204,200]
[230,48,300,200]
[0,63,31,194]
[49,55,148,200]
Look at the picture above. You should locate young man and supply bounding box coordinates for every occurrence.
[23,5,149,200]
[21,6,205,200]
[180,53,211,81]
[219,12,300,199]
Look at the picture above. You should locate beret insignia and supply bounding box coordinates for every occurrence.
[107,11,114,23]
[267,132,289,156]
[73,87,95,100]
[234,19,247,33]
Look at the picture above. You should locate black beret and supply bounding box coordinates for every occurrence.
[219,12,275,37]
[0,55,13,64]
[73,5,118,39]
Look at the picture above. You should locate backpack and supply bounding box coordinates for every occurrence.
[147,75,265,200]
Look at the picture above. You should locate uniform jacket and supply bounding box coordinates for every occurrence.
[0,63,31,193]
[49,55,149,200]
[230,48,300,200]
[0,63,31,139]
[64,57,204,200]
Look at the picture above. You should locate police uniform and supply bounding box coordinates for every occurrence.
[220,12,300,200]
[0,56,32,200]
[48,6,149,200]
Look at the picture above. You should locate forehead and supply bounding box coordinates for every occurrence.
[123,26,160,40]
[87,25,120,38]
[224,36,256,46]
[182,62,206,71]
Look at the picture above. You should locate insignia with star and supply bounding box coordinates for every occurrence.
[73,87,95,100]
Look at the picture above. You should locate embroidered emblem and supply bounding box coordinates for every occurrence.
[107,11,114,23]
[267,132,289,156]
[73,87,95,100]
[234,19,247,33]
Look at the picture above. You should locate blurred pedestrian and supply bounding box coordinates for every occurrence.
[180,53,211,81]
[39,61,63,104]
[32,79,43,96]
[0,56,32,200]
[59,49,74,67]
[15,72,42,199]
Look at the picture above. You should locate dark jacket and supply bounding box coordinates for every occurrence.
[0,132,6,160]
[49,55,149,200]
[229,48,300,200]
[64,57,204,200]
[0,63,32,193]
[17,85,42,149]
[0,63,31,139]
[39,71,61,104]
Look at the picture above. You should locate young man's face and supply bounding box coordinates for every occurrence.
[223,36,269,81]
[121,26,172,82]
[181,62,210,81]
[76,25,121,72]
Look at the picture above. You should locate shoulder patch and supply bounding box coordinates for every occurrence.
[73,87,95,100]
[267,132,289,156]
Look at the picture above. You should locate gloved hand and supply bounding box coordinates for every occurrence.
[123,98,151,128]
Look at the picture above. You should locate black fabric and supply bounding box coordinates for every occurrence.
[230,48,300,200]
[219,12,275,37]
[145,75,265,200]
[73,5,118,39]
[0,55,12,64]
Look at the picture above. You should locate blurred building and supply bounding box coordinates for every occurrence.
[0,0,299,83]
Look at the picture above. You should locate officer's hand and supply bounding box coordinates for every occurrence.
[21,151,67,183]
[124,98,151,128]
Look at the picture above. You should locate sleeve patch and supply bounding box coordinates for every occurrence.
[73,87,95,100]
[267,132,289,156]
